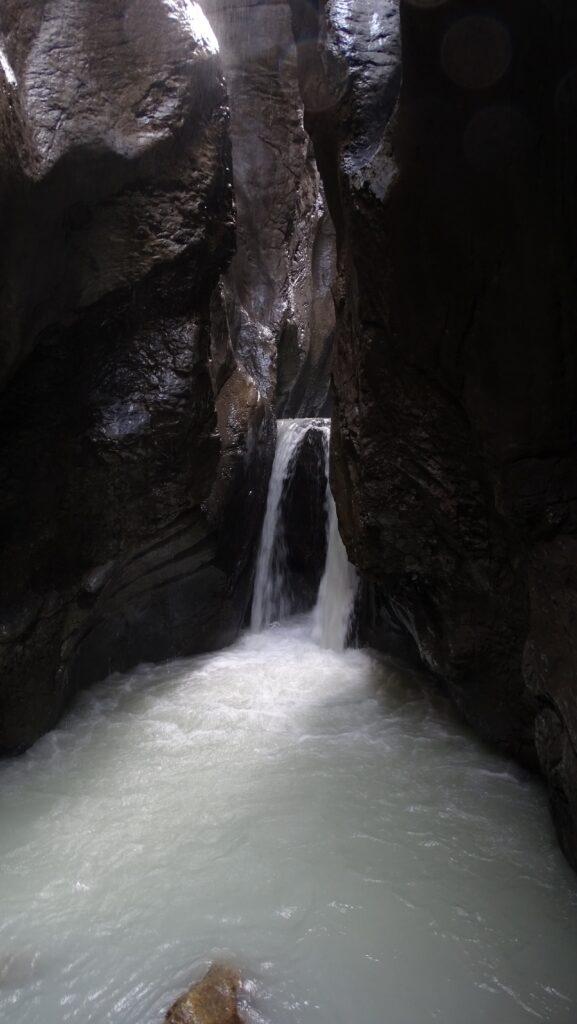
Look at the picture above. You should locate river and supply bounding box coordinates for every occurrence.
[0,615,576,1023]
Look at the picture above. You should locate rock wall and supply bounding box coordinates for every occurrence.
[202,0,336,416]
[290,0,577,869]
[0,0,274,753]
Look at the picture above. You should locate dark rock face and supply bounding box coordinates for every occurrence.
[203,0,337,417]
[357,581,422,673]
[0,0,273,753]
[282,425,329,612]
[0,0,228,387]
[291,0,577,868]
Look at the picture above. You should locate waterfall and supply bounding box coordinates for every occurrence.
[251,419,327,631]
[312,429,358,651]
[252,418,357,649]
[312,489,358,651]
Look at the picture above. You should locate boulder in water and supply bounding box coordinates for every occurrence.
[165,964,243,1024]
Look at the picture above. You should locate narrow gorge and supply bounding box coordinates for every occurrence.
[0,1,576,1022]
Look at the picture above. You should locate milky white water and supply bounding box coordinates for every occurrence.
[1,618,576,1024]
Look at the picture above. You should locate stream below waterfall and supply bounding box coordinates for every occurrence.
[0,616,576,1024]
[2,419,577,1023]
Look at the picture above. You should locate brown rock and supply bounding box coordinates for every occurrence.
[165,964,243,1024]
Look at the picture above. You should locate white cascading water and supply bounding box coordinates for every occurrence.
[251,417,357,650]
[312,427,358,651]
[312,489,358,651]
[251,418,326,632]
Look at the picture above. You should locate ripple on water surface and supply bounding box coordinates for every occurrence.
[0,617,576,1024]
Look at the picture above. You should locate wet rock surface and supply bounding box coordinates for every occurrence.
[203,0,336,417]
[0,0,273,753]
[165,963,243,1024]
[291,0,577,868]
[282,424,329,612]
[0,0,228,386]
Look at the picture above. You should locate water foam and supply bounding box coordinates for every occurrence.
[0,619,575,1024]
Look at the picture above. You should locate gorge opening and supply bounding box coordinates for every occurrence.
[1,1,577,1022]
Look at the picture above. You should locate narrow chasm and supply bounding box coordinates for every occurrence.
[0,1,576,1023]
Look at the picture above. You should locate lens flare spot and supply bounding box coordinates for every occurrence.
[441,16,512,91]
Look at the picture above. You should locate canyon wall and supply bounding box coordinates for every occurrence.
[0,0,339,754]
[202,0,336,417]
[290,0,577,869]
[0,0,276,752]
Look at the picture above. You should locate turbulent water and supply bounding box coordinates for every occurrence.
[0,617,576,1024]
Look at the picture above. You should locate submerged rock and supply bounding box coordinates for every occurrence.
[165,964,243,1024]
[0,949,45,989]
